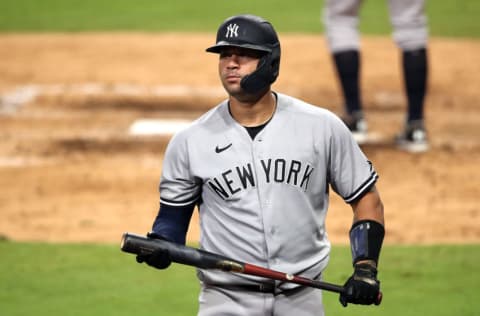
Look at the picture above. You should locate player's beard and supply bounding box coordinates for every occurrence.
[221,75,267,103]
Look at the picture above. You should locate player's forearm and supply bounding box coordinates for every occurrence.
[351,186,384,225]
[348,186,385,266]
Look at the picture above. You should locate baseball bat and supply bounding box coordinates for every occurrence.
[120,232,382,304]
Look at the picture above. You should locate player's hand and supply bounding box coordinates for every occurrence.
[135,232,172,269]
[339,263,380,307]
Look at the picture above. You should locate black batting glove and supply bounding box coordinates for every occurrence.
[339,263,380,307]
[135,232,172,269]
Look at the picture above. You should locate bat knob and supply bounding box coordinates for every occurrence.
[375,291,383,305]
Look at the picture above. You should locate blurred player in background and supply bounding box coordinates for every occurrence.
[323,0,429,152]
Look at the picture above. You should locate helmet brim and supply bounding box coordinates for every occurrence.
[206,41,272,54]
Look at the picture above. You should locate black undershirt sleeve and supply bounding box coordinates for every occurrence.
[151,203,195,245]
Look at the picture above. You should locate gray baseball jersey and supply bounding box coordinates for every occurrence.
[159,92,378,289]
[323,0,428,52]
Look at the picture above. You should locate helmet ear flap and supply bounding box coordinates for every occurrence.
[240,47,280,93]
[269,46,281,81]
[240,53,270,94]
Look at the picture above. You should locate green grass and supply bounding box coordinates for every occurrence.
[323,245,480,316]
[0,241,200,316]
[1,241,479,316]
[0,0,323,33]
[0,0,479,37]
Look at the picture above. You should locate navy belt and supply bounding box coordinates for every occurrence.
[206,283,306,295]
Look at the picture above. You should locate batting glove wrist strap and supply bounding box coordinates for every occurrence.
[349,220,385,265]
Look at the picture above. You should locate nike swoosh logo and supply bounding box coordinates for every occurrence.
[215,143,232,153]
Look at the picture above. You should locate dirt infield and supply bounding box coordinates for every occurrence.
[0,33,479,245]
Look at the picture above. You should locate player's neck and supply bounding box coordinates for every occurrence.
[229,91,276,127]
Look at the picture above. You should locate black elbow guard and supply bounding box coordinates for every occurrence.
[349,220,385,265]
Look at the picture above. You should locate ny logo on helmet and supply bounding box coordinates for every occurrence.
[225,23,239,38]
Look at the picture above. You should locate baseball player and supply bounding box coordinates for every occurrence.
[323,0,429,152]
[136,14,385,316]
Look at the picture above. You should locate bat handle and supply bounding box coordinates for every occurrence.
[337,286,383,306]
[314,281,382,305]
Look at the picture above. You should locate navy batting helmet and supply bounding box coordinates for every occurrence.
[206,14,281,94]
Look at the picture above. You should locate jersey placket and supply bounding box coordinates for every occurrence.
[250,130,276,269]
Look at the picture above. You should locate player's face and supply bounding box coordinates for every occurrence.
[218,47,262,97]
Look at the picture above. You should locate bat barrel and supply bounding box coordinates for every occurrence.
[121,232,158,255]
[121,232,241,270]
